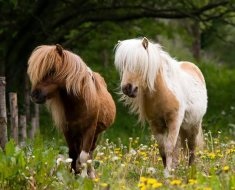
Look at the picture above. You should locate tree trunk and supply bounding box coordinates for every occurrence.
[19,115,27,143]
[9,92,19,144]
[191,20,201,62]
[0,58,5,76]
[34,104,40,132]
[0,76,8,149]
[29,117,37,139]
[102,49,109,68]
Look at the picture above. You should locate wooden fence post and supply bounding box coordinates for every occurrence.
[29,117,36,139]
[19,115,27,143]
[25,75,31,122]
[9,92,18,144]
[0,76,8,149]
[35,104,40,131]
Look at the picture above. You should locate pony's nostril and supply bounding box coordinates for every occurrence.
[133,86,138,93]
[122,83,132,95]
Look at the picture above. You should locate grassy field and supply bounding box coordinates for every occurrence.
[0,63,235,189]
[0,132,234,190]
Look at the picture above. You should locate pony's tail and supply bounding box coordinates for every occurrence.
[196,124,204,150]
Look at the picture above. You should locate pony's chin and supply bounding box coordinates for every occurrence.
[31,98,46,104]
[126,94,137,98]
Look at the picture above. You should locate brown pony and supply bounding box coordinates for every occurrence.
[27,44,116,178]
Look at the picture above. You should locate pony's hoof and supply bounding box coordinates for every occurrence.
[163,169,173,178]
[88,171,96,179]
[81,169,88,178]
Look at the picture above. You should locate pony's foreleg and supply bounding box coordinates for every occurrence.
[79,125,96,178]
[164,118,182,177]
[63,130,79,173]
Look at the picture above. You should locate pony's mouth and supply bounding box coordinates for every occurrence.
[33,98,46,104]
[31,96,46,104]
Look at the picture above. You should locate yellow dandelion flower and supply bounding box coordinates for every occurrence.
[147,178,157,185]
[188,179,197,185]
[216,150,221,153]
[134,140,139,144]
[222,166,230,172]
[152,182,163,188]
[140,151,147,156]
[140,187,147,190]
[100,183,108,187]
[138,183,144,188]
[203,187,212,190]
[207,152,216,159]
[140,177,147,183]
[170,179,182,185]
[93,178,99,182]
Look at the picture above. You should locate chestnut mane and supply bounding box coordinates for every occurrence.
[27,45,98,112]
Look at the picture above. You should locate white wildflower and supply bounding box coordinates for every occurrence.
[97,152,104,157]
[87,159,92,164]
[65,158,73,163]
[56,157,63,166]
[129,149,137,155]
[147,167,156,174]
[221,110,226,115]
[111,156,119,161]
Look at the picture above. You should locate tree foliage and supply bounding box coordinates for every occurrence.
[0,0,234,105]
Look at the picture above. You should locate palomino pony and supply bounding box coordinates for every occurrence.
[114,37,207,177]
[27,44,116,178]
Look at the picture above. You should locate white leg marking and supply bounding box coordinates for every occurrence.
[79,151,90,178]
[80,151,90,163]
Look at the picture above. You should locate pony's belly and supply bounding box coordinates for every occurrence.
[181,81,207,125]
[182,99,207,127]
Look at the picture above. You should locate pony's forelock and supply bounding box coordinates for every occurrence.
[27,45,61,88]
[114,39,161,91]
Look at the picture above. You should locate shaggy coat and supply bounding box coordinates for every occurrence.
[114,37,207,177]
[27,44,116,178]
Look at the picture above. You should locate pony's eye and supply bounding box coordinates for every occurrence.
[48,68,55,76]
[43,68,55,80]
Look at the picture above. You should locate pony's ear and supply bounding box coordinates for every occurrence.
[55,44,63,56]
[142,37,148,49]
[117,40,122,46]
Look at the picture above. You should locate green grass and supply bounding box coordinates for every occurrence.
[0,132,234,190]
[1,62,235,189]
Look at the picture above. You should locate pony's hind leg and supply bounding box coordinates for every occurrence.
[87,132,100,179]
[180,122,202,166]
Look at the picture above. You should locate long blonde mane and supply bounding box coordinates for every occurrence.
[27,45,98,112]
[114,38,179,123]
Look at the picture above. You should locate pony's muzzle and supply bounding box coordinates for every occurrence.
[31,89,46,104]
[121,83,138,98]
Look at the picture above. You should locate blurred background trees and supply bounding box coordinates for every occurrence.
[0,0,235,141]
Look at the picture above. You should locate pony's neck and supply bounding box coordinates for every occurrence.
[157,49,179,90]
